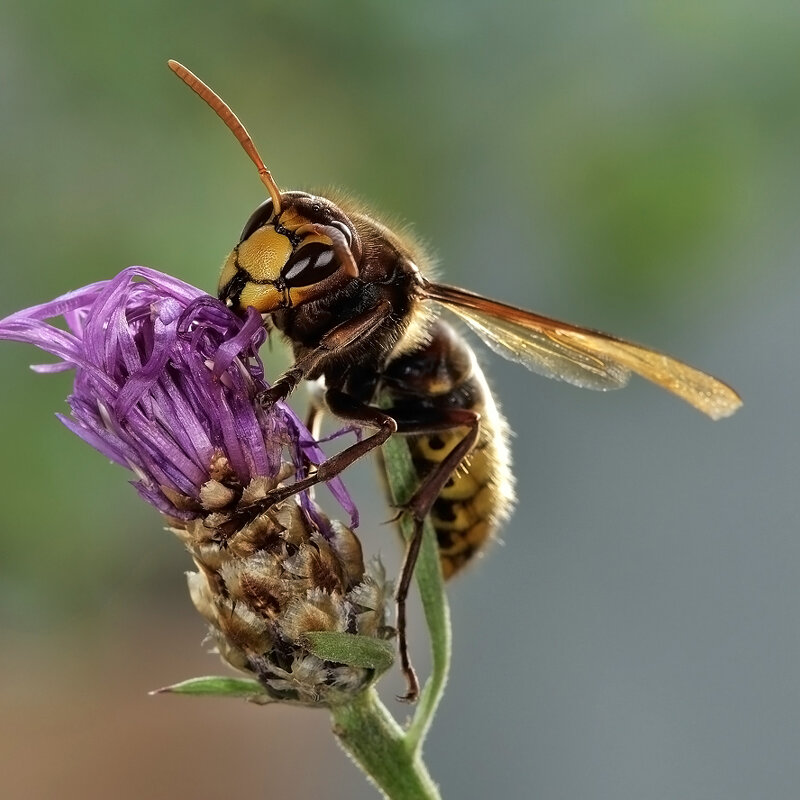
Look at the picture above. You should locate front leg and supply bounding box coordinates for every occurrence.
[256,387,399,507]
[259,352,318,406]
[258,299,394,407]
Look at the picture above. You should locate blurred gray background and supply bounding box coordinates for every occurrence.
[1,2,798,798]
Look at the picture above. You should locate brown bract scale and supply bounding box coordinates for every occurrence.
[171,457,392,706]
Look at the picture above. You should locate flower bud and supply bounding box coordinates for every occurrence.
[178,462,392,705]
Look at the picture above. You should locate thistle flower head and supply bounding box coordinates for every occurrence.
[0,267,392,704]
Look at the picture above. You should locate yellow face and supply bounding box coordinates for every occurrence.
[219,227,293,311]
[218,193,360,314]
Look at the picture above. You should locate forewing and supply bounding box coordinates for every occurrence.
[442,300,630,390]
[425,283,742,420]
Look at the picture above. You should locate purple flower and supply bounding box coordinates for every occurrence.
[0,266,356,524]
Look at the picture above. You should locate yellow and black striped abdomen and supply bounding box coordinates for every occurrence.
[380,319,515,579]
[406,363,514,578]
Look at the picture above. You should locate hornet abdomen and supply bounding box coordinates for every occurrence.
[378,319,515,578]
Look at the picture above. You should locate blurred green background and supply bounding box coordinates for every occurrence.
[1,2,798,798]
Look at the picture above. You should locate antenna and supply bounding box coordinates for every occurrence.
[167,60,283,214]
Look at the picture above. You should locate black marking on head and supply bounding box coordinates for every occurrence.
[219,261,251,307]
[239,199,275,243]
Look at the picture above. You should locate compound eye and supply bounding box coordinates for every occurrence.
[282,243,338,288]
[239,199,275,243]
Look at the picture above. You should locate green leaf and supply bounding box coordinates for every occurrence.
[150,675,270,700]
[304,631,395,671]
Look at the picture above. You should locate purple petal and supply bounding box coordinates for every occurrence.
[0,267,359,523]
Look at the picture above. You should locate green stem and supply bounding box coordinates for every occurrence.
[381,433,452,752]
[333,403,451,796]
[331,689,441,800]
[404,512,450,751]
